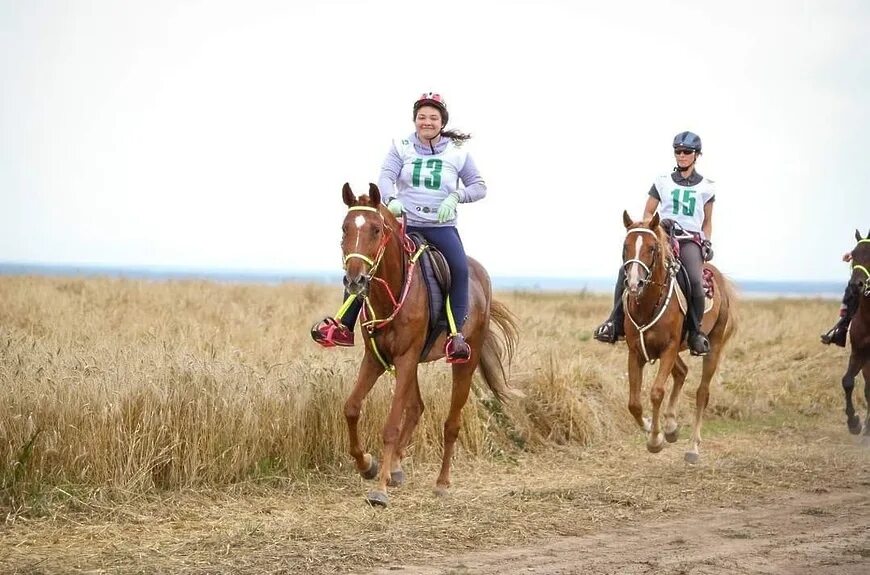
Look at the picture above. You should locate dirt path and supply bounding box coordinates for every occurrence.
[2,421,868,575]
[370,489,870,575]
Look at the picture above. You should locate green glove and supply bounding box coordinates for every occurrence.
[387,199,404,216]
[437,193,460,223]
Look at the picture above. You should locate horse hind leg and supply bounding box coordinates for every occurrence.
[435,360,476,497]
[664,355,688,443]
[686,345,723,464]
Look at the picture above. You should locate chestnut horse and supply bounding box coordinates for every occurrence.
[338,183,519,507]
[840,229,870,435]
[621,211,737,463]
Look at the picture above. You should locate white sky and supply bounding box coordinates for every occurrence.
[1,0,868,282]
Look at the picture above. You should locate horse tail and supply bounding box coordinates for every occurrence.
[479,299,521,403]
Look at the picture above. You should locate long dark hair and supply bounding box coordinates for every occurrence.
[442,129,472,145]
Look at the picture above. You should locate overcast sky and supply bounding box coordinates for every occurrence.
[1,0,868,282]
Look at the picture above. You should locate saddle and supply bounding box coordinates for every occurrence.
[407,232,452,359]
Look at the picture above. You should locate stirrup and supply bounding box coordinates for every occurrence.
[311,318,355,348]
[593,320,621,344]
[688,332,710,356]
[445,333,471,364]
[820,324,847,347]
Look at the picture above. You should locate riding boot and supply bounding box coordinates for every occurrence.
[594,284,626,344]
[687,292,710,356]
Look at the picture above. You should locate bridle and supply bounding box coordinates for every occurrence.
[623,227,664,294]
[343,206,392,280]
[851,239,870,297]
[341,206,424,334]
[622,225,679,364]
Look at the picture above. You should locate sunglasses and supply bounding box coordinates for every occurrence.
[674,149,696,156]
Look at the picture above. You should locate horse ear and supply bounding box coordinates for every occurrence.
[342,183,355,207]
[368,183,381,206]
[649,212,660,230]
[623,210,633,229]
[857,229,863,242]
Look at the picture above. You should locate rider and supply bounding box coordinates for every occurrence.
[820,250,857,347]
[593,131,716,356]
[310,92,487,363]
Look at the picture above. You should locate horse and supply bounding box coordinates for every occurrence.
[620,211,737,463]
[337,183,519,507]
[840,229,870,435]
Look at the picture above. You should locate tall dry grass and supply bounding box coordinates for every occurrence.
[0,276,861,509]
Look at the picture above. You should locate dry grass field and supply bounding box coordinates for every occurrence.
[0,276,867,574]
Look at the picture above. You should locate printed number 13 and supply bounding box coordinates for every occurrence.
[411,158,443,190]
[671,188,696,216]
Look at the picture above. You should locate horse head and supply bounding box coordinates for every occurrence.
[850,229,870,297]
[340,183,396,297]
[621,210,666,298]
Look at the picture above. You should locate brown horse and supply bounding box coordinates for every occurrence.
[337,183,519,507]
[620,211,737,463]
[840,229,870,435]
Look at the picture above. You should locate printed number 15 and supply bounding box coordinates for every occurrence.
[670,188,696,216]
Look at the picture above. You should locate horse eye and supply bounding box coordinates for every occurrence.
[373,227,381,236]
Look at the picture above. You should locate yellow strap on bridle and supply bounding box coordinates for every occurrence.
[348,206,379,213]
[344,252,374,266]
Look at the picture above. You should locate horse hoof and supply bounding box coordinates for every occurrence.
[646,438,664,454]
[365,490,389,507]
[388,469,405,488]
[684,451,700,464]
[433,485,449,498]
[665,429,680,443]
[847,417,862,435]
[360,456,379,480]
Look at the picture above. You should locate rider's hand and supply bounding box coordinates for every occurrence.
[437,193,460,223]
[387,199,404,217]
[701,239,714,262]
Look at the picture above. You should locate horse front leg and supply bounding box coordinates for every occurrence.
[647,346,678,454]
[842,353,863,435]
[434,360,476,497]
[627,349,648,432]
[664,355,688,443]
[365,354,418,507]
[344,353,386,480]
[390,372,424,488]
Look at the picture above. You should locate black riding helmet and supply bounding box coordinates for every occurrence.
[413,92,448,128]
[673,131,702,153]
